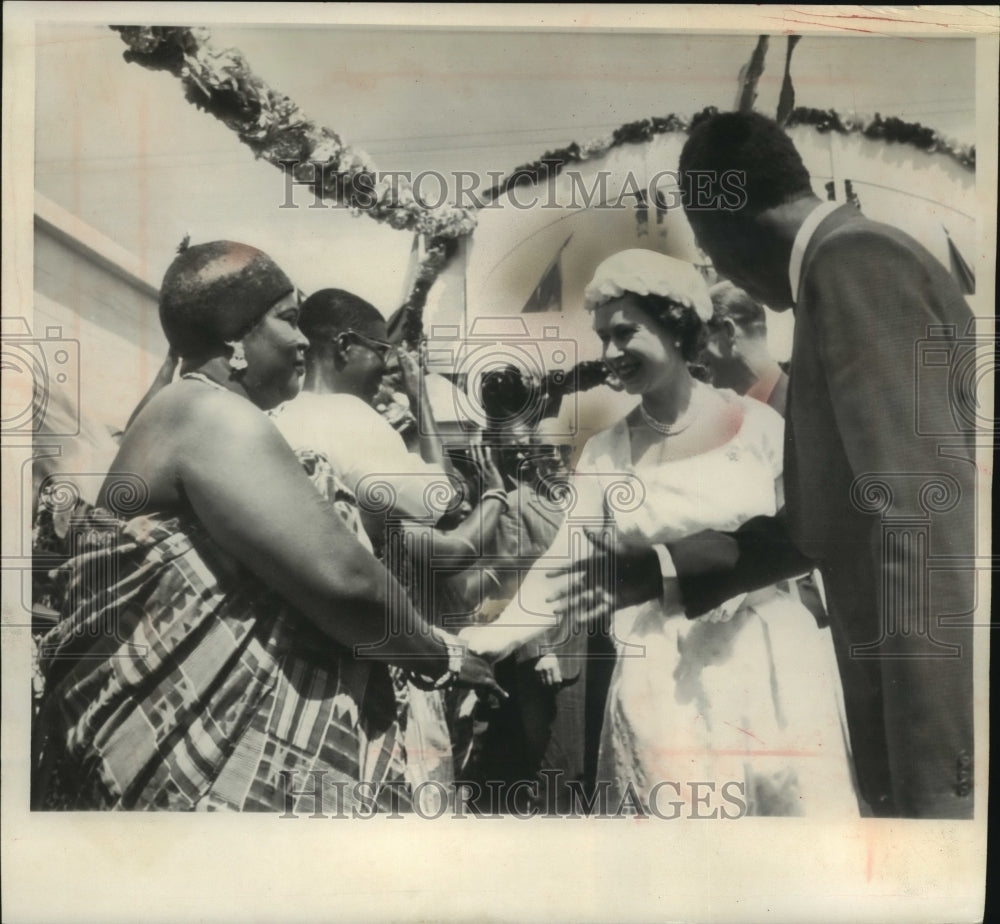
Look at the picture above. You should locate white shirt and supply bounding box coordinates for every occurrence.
[788,200,841,305]
[273,391,454,523]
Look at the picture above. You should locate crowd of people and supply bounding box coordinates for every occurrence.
[30,111,975,818]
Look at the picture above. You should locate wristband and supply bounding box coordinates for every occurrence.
[653,544,677,578]
[480,489,510,511]
[409,627,466,691]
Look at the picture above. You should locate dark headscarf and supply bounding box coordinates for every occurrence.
[159,240,295,358]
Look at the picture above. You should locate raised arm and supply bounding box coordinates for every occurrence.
[394,345,454,475]
[460,459,608,661]
[400,444,507,560]
[459,516,572,661]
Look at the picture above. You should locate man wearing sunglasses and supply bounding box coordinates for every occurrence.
[272,287,456,530]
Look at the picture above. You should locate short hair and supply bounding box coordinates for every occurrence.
[299,288,385,346]
[630,294,708,364]
[679,111,814,221]
[159,241,294,358]
[709,280,767,335]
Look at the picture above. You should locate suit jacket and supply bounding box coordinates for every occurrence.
[667,206,976,818]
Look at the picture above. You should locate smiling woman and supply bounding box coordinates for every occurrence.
[462,248,859,817]
[588,250,714,416]
[31,239,503,812]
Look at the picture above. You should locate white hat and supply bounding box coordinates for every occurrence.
[583,249,713,322]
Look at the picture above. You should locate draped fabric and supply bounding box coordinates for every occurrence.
[32,455,409,813]
[287,435,455,807]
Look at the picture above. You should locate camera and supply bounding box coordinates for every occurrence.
[914,319,993,438]
[424,316,578,437]
[1,317,80,436]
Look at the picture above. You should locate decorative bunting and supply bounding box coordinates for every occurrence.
[482,113,693,204]
[776,35,802,126]
[785,107,975,170]
[735,36,770,113]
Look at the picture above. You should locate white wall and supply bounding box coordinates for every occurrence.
[33,194,164,437]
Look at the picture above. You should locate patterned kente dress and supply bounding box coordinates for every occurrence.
[31,450,410,813]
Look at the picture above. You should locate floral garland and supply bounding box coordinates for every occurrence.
[112,27,976,361]
[393,236,457,347]
[482,113,695,203]
[785,107,975,171]
[482,105,973,207]
[111,26,477,239]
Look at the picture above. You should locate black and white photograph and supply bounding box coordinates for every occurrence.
[2,4,996,922]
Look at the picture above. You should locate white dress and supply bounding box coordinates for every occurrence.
[584,390,858,816]
[486,386,858,816]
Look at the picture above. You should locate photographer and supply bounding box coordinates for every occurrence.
[460,370,600,815]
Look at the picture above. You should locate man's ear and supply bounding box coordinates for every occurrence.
[330,332,352,367]
[711,318,738,356]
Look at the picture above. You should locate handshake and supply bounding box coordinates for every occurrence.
[459,529,664,662]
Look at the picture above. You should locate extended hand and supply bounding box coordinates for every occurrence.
[534,652,563,687]
[470,443,505,495]
[455,649,508,700]
[394,346,424,402]
[546,528,662,624]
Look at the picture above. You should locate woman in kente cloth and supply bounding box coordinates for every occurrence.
[31,240,502,812]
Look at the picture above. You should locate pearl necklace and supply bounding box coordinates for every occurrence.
[181,372,228,392]
[639,390,699,437]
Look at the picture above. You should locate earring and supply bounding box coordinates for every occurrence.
[225,340,248,371]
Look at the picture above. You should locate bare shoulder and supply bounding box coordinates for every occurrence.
[134,379,279,456]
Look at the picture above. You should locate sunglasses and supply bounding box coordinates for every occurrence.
[343,329,395,360]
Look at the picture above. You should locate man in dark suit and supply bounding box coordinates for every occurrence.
[704,279,829,628]
[567,111,977,818]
